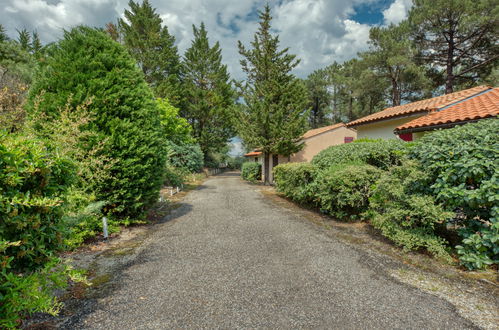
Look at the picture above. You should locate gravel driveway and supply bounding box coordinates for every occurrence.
[69,172,476,329]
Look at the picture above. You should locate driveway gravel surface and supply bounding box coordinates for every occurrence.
[68,172,477,329]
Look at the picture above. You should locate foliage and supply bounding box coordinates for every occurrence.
[0,40,36,84]
[305,69,332,128]
[315,164,383,220]
[0,80,27,133]
[409,0,499,93]
[0,252,86,329]
[227,156,245,170]
[181,23,235,160]
[312,139,406,171]
[166,140,204,173]
[241,162,261,182]
[368,161,453,260]
[164,166,189,187]
[273,163,317,205]
[0,133,75,271]
[410,119,499,268]
[157,98,193,144]
[26,26,167,218]
[119,0,182,103]
[237,5,309,184]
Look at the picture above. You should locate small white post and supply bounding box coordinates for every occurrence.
[102,217,109,239]
[170,188,173,196]
[176,186,179,193]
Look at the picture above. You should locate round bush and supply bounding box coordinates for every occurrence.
[273,162,317,205]
[241,162,261,182]
[312,139,406,170]
[26,26,167,218]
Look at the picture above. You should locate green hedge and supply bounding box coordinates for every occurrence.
[274,163,316,205]
[312,139,406,170]
[166,140,204,173]
[368,161,453,260]
[316,164,383,220]
[409,119,499,269]
[241,162,261,182]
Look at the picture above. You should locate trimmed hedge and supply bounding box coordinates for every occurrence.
[316,164,383,220]
[273,163,316,204]
[241,162,261,182]
[312,139,406,170]
[409,119,499,269]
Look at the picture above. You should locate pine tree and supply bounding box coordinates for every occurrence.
[237,5,309,184]
[31,31,43,56]
[409,0,498,93]
[119,0,182,104]
[16,28,31,51]
[0,24,8,43]
[27,26,167,218]
[360,22,428,106]
[305,69,331,128]
[105,22,120,42]
[181,22,235,162]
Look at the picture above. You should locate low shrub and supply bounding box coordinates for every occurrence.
[312,139,406,170]
[409,119,499,269]
[241,162,261,182]
[273,163,317,205]
[368,161,453,260]
[0,133,75,271]
[315,164,383,220]
[164,166,190,187]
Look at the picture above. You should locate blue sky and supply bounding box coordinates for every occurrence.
[1,0,413,81]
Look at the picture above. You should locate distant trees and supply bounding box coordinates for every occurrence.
[237,5,309,184]
[181,23,235,162]
[305,69,331,128]
[26,26,167,217]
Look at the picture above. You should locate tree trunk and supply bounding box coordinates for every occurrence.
[348,93,353,121]
[263,152,270,185]
[392,78,401,106]
[445,28,455,94]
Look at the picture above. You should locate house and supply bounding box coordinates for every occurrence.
[346,85,493,141]
[395,87,498,136]
[244,123,357,183]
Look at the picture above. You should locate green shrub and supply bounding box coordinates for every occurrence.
[0,242,85,329]
[164,166,190,187]
[241,162,261,182]
[166,141,204,173]
[0,133,75,271]
[368,161,453,260]
[409,119,499,269]
[315,164,383,220]
[227,156,245,170]
[26,26,167,218]
[273,162,317,205]
[312,139,406,170]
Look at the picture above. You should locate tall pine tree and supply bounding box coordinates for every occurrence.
[119,0,182,104]
[237,5,309,184]
[181,23,235,162]
[409,0,498,93]
[16,29,31,51]
[305,69,331,128]
[0,24,8,43]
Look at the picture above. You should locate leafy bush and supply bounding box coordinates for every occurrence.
[241,162,261,182]
[0,133,75,271]
[227,156,245,169]
[312,139,406,170]
[273,163,317,204]
[26,26,167,218]
[164,166,190,187]
[315,164,383,220]
[368,161,453,260]
[409,119,499,269]
[166,140,204,173]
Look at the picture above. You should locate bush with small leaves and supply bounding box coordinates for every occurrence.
[273,162,317,205]
[241,162,261,182]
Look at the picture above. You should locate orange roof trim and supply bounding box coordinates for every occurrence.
[396,87,499,132]
[244,151,262,157]
[347,85,491,127]
[302,123,346,139]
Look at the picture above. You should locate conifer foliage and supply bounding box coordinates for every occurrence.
[182,23,235,161]
[119,0,182,104]
[27,26,166,218]
[237,5,309,184]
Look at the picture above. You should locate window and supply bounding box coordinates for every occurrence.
[399,133,413,142]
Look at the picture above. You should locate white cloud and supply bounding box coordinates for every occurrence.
[1,0,396,79]
[382,0,412,25]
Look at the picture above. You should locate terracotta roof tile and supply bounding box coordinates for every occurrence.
[347,85,491,127]
[244,151,262,157]
[302,123,346,139]
[396,87,499,132]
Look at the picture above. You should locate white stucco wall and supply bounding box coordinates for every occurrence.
[354,115,426,140]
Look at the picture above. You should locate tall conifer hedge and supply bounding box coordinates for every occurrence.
[27,26,166,217]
